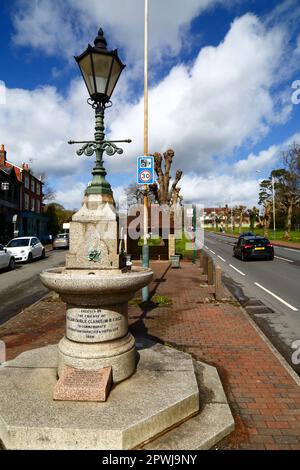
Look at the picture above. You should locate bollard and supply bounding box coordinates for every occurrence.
[215,265,224,300]
[207,258,214,285]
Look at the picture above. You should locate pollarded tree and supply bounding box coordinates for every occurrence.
[248,206,259,232]
[258,180,273,238]
[224,204,229,231]
[275,144,300,239]
[234,205,247,233]
[149,149,183,207]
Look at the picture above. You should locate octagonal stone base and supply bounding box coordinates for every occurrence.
[0,340,234,450]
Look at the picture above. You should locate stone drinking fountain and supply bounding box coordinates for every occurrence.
[0,28,234,450]
[40,28,153,384]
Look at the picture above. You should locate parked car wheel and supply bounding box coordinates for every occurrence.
[41,249,46,259]
[8,257,15,271]
[27,252,33,263]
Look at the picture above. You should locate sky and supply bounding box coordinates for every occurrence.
[1,0,300,210]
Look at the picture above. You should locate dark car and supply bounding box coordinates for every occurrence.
[233,236,274,261]
[238,231,256,238]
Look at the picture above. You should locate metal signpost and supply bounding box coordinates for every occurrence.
[137,156,154,185]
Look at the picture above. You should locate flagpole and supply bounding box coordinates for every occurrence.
[142,0,149,302]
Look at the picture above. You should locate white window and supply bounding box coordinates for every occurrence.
[36,183,41,195]
[31,198,35,212]
[31,179,35,192]
[1,182,9,190]
[36,200,41,213]
[24,175,29,189]
[24,193,29,210]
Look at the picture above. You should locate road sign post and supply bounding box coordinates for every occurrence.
[137,156,154,185]
[137,155,154,302]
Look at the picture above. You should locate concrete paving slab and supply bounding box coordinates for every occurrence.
[0,342,200,450]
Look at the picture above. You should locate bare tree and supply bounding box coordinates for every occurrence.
[149,149,183,207]
[234,205,247,233]
[124,182,156,207]
[279,144,300,239]
[258,181,273,238]
[224,204,229,231]
[40,172,56,203]
[248,206,259,232]
[124,182,144,206]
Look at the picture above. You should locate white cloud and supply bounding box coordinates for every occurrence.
[55,182,86,210]
[233,145,280,175]
[233,131,300,175]
[108,14,288,175]
[0,79,95,177]
[180,173,260,207]
[1,9,298,209]
[12,0,236,66]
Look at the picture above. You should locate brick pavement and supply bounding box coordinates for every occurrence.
[0,260,300,449]
[128,261,300,450]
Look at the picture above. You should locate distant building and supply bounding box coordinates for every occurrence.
[0,157,21,244]
[203,207,249,229]
[0,144,48,242]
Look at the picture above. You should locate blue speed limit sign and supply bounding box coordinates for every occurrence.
[137,156,154,185]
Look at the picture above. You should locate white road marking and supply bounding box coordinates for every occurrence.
[274,256,294,263]
[205,246,209,249]
[283,248,300,253]
[254,282,298,312]
[229,264,246,276]
[218,255,226,262]
[210,250,216,254]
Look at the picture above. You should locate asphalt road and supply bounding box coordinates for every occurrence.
[0,250,66,325]
[204,231,300,374]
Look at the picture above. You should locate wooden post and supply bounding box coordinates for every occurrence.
[207,258,214,285]
[215,265,223,300]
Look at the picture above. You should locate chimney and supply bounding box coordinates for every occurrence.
[0,144,6,166]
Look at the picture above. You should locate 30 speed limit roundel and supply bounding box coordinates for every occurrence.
[139,169,152,183]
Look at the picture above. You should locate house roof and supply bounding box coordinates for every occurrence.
[0,165,20,182]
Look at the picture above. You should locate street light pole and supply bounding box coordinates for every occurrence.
[272,175,276,239]
[142,0,150,302]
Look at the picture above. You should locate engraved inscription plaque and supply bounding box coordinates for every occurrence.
[66,307,127,343]
[53,365,112,402]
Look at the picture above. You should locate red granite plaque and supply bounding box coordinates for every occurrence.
[53,366,112,402]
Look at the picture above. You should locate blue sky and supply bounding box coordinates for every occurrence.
[0,0,300,209]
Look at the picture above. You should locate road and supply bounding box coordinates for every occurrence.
[204,231,300,374]
[0,250,66,325]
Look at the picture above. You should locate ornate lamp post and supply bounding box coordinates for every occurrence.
[40,28,153,386]
[69,28,131,195]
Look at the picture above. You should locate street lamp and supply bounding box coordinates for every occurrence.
[75,28,125,105]
[69,28,131,196]
[271,175,276,239]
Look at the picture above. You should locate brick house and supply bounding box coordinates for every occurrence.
[0,162,21,244]
[0,145,48,242]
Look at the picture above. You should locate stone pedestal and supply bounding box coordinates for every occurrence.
[58,333,136,382]
[40,192,153,385]
[40,266,153,383]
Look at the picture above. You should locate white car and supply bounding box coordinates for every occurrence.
[0,244,15,271]
[6,237,45,263]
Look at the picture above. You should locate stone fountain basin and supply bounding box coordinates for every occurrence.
[40,266,153,305]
